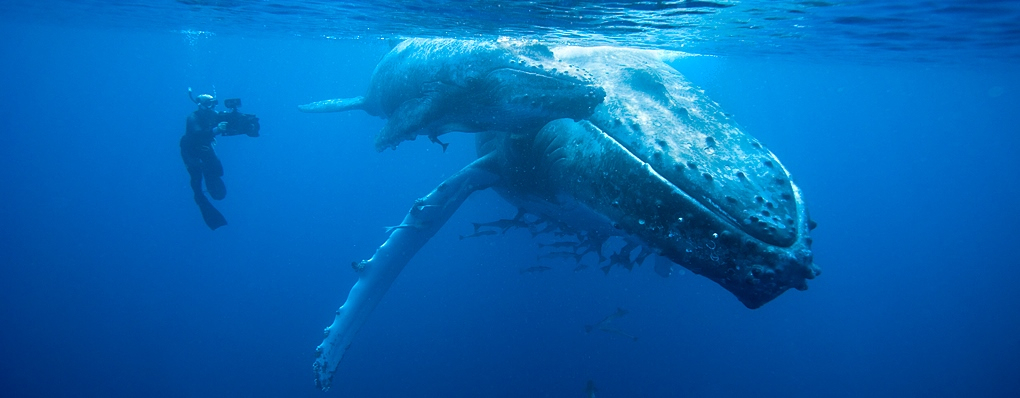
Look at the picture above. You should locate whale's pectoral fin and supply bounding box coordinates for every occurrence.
[313,154,500,392]
[298,96,367,113]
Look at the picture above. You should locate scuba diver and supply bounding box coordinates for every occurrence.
[181,88,260,230]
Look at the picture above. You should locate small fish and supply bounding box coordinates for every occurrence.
[585,308,637,341]
[552,230,575,238]
[472,210,531,233]
[598,326,638,342]
[537,241,580,250]
[585,307,628,333]
[603,242,640,272]
[577,245,606,264]
[519,265,552,274]
[428,134,450,152]
[472,219,525,233]
[459,230,498,240]
[528,223,559,237]
[384,223,419,234]
[634,247,653,265]
[538,251,583,263]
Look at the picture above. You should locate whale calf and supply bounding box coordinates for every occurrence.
[300,38,605,151]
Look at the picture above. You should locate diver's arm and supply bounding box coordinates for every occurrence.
[185,113,218,136]
[213,121,228,136]
[185,113,201,135]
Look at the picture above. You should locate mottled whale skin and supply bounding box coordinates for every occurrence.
[484,46,818,308]
[299,38,606,151]
[301,39,818,392]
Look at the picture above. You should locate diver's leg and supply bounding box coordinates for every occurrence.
[313,154,500,391]
[187,167,204,199]
[180,139,205,198]
[182,140,227,229]
[201,147,226,201]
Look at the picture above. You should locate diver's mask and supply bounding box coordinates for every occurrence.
[196,94,218,110]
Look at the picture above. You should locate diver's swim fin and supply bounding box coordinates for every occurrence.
[195,195,227,230]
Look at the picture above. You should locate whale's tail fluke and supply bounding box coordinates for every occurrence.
[298,96,367,113]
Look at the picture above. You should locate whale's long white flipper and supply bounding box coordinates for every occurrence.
[297,96,367,113]
[313,154,499,391]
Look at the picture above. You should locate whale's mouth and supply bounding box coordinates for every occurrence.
[487,66,592,85]
[604,116,823,308]
[484,67,603,97]
[613,130,800,248]
[530,116,817,309]
[481,67,606,124]
[588,75,801,249]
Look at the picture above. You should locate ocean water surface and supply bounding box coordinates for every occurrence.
[1,1,1018,397]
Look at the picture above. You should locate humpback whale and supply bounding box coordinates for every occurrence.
[300,39,818,392]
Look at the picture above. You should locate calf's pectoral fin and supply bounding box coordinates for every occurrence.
[312,154,500,392]
[297,96,367,113]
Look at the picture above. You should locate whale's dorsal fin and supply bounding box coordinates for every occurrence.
[298,96,366,113]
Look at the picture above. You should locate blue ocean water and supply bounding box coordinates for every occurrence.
[1,1,1018,397]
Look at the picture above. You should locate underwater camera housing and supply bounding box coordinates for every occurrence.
[219,98,261,137]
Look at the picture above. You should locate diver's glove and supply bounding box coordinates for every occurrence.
[213,121,228,135]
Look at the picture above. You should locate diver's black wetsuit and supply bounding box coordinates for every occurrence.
[181,108,228,229]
